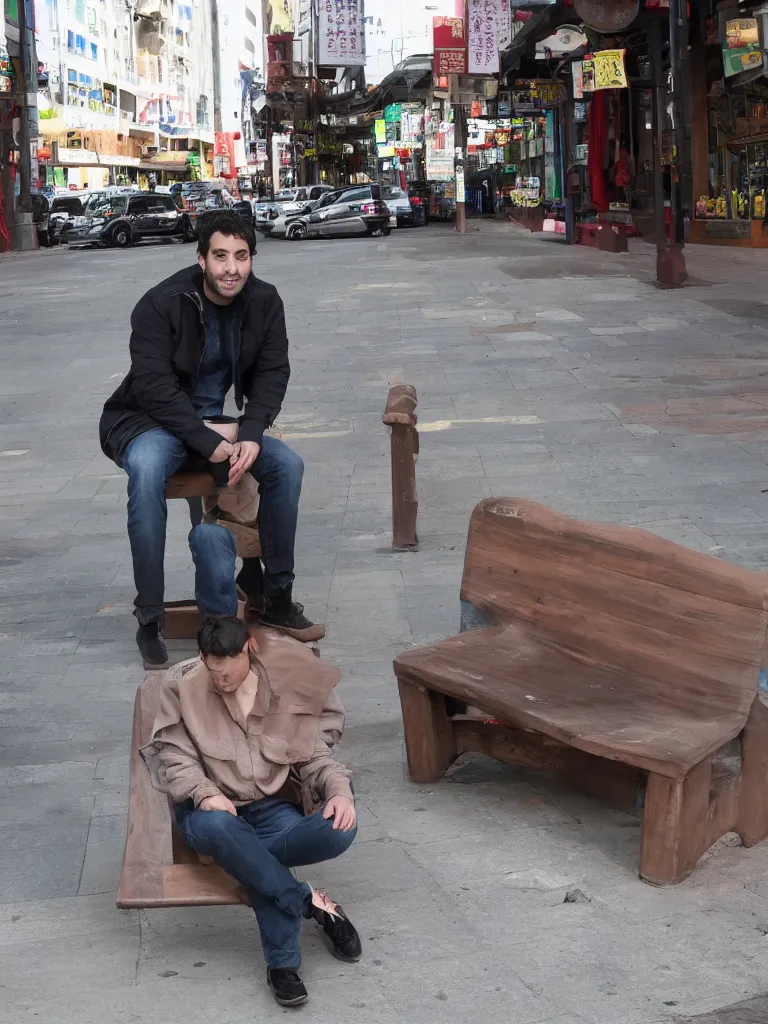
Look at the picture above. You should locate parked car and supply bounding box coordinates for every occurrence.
[67,192,195,247]
[255,184,335,232]
[38,194,86,246]
[381,184,419,227]
[232,199,255,226]
[269,184,390,241]
[173,182,230,237]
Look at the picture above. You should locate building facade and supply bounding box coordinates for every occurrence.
[35,0,216,189]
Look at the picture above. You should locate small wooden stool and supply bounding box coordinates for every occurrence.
[164,469,257,639]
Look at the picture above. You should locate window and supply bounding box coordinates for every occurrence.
[128,197,148,214]
[90,42,98,60]
[67,29,75,50]
[146,196,176,211]
[75,0,85,22]
[336,188,369,204]
[382,186,403,199]
[245,6,257,27]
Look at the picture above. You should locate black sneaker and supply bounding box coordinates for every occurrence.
[311,897,362,963]
[136,623,168,670]
[261,589,325,643]
[267,967,308,1007]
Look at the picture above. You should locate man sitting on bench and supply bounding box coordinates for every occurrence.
[99,209,322,668]
[140,616,361,1008]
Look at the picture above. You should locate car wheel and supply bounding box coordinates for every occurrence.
[287,223,307,241]
[112,225,132,248]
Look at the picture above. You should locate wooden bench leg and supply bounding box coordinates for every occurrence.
[397,678,456,783]
[736,698,768,848]
[639,759,711,885]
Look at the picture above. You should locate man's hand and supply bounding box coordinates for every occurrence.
[199,793,238,815]
[210,439,236,464]
[322,796,356,831]
[228,440,260,486]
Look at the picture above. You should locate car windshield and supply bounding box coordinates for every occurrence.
[53,198,84,214]
[275,191,298,202]
[381,186,404,199]
[87,195,126,218]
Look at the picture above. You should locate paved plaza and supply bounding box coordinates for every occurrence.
[2,225,768,1023]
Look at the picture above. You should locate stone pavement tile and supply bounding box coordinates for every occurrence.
[371,952,562,1024]
[674,995,768,1023]
[0,824,90,901]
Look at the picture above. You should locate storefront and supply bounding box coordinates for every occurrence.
[424,107,456,220]
[690,8,768,246]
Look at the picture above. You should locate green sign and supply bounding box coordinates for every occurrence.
[384,103,401,123]
[4,0,18,25]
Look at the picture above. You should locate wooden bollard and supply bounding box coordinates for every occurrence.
[383,385,419,551]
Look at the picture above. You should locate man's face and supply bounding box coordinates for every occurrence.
[198,231,252,304]
[203,642,252,693]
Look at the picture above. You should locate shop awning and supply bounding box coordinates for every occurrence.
[501,8,562,75]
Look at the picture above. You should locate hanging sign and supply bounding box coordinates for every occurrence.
[384,103,401,123]
[374,119,386,144]
[725,18,759,48]
[468,0,505,75]
[535,25,588,59]
[433,16,467,75]
[572,60,585,98]
[318,0,366,67]
[581,50,628,90]
[723,45,763,77]
[573,0,639,32]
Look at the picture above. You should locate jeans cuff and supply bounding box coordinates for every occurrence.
[134,606,165,627]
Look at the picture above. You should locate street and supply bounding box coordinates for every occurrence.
[3,224,768,1023]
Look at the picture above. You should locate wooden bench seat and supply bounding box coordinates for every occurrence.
[393,498,768,885]
[162,468,257,639]
[117,668,249,909]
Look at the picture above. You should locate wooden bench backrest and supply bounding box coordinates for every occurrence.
[460,498,768,712]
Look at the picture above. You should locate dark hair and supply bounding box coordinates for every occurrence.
[196,209,256,257]
[198,616,250,658]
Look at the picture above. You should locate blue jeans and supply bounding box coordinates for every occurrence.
[176,797,356,968]
[121,428,304,625]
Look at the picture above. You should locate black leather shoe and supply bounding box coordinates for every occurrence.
[312,901,362,963]
[136,623,168,669]
[267,967,308,1007]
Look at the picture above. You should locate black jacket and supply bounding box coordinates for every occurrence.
[99,264,290,462]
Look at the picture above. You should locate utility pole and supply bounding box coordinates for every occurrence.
[11,0,38,249]
[453,73,466,233]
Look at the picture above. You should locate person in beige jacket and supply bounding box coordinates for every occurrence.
[140,616,360,1008]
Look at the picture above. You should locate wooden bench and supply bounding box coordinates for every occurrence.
[163,469,257,639]
[383,385,419,551]
[393,497,768,885]
[117,663,249,909]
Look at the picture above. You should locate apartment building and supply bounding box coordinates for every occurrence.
[35,0,215,188]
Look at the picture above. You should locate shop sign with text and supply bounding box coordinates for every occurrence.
[433,16,467,76]
[318,0,366,67]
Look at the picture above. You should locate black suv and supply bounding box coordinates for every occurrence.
[68,192,194,248]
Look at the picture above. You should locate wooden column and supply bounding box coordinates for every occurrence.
[383,385,419,551]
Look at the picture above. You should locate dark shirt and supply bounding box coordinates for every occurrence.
[193,298,236,419]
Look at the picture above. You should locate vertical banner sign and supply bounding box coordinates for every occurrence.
[319,0,366,66]
[433,16,467,76]
[468,0,505,75]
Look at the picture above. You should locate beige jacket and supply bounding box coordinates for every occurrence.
[140,630,353,811]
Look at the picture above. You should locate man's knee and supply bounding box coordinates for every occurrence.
[184,808,242,848]
[189,523,236,563]
[124,436,174,492]
[258,440,304,486]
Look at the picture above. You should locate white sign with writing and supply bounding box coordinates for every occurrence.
[318,0,366,67]
[468,0,505,75]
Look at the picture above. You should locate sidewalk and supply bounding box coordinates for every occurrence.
[1,228,768,1024]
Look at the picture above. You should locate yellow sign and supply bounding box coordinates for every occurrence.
[267,0,293,33]
[374,119,386,144]
[593,49,628,90]
[726,18,759,48]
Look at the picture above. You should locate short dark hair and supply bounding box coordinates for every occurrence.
[198,616,250,658]
[196,209,256,257]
